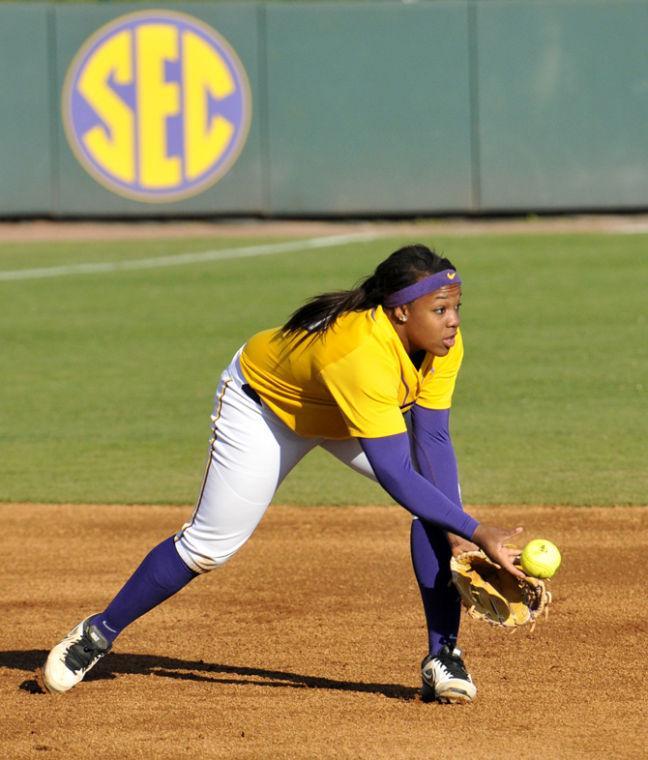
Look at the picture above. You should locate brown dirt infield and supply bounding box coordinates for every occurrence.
[1,503,646,759]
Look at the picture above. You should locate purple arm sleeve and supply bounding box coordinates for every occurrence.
[359,433,478,539]
[410,406,462,509]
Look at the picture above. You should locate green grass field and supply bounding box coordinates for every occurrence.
[1,231,646,506]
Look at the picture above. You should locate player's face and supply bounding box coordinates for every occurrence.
[398,285,462,356]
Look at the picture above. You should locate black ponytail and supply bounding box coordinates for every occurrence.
[281,244,455,337]
[281,274,381,335]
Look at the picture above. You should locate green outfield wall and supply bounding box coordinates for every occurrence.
[0,1,646,216]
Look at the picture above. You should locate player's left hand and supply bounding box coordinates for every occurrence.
[447,532,479,557]
[450,550,552,628]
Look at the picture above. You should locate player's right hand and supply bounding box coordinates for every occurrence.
[471,525,525,579]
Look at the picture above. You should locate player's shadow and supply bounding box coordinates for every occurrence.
[1,650,419,701]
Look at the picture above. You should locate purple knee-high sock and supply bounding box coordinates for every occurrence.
[91,536,197,643]
[410,519,461,656]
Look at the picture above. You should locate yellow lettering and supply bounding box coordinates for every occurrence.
[136,25,180,188]
[78,31,134,183]
[183,31,235,180]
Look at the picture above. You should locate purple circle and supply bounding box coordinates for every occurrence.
[63,11,251,202]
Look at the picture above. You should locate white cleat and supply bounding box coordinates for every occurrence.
[41,615,111,694]
[421,645,477,704]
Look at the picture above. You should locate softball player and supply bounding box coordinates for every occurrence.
[42,244,523,703]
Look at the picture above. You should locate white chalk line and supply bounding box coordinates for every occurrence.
[0,233,377,282]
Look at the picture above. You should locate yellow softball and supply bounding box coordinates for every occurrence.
[520,539,562,579]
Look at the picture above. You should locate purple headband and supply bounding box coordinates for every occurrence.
[383,269,462,307]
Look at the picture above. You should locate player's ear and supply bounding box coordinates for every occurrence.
[395,305,408,323]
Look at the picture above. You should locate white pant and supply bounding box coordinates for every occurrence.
[175,350,377,573]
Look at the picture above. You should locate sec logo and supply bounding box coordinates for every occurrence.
[62,10,252,203]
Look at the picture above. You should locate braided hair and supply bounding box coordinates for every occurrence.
[281,244,456,337]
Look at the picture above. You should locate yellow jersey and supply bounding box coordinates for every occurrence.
[239,306,463,440]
